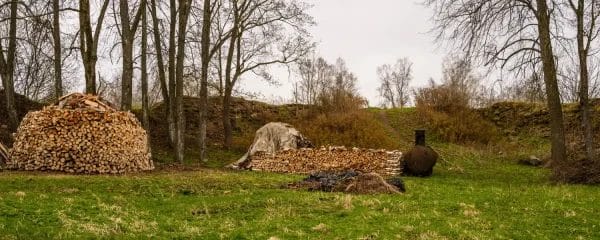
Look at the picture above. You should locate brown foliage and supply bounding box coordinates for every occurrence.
[551,157,600,185]
[551,126,600,184]
[414,79,470,113]
[338,173,401,194]
[295,110,398,149]
[415,83,499,144]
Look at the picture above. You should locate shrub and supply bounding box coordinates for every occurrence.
[417,107,499,144]
[415,82,500,144]
[551,157,600,185]
[551,132,600,185]
[414,81,470,113]
[294,110,398,149]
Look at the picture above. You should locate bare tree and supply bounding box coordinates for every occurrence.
[141,0,150,144]
[118,0,144,111]
[507,71,547,102]
[393,58,413,107]
[220,0,314,148]
[0,0,19,132]
[377,64,396,108]
[79,0,109,94]
[377,58,413,108]
[52,0,63,99]
[198,0,212,161]
[174,0,193,163]
[11,2,55,101]
[566,0,600,160]
[425,0,567,163]
[187,0,232,161]
[316,58,365,111]
[295,53,321,105]
[149,0,175,146]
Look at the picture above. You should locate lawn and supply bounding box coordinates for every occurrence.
[0,144,598,239]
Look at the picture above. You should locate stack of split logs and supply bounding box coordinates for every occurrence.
[249,146,403,176]
[8,93,153,174]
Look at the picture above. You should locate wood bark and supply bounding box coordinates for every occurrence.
[52,0,63,99]
[119,0,143,111]
[168,0,178,146]
[571,0,595,160]
[222,9,238,149]
[536,0,567,163]
[0,0,19,132]
[119,0,133,111]
[79,0,109,95]
[199,0,211,161]
[149,0,174,146]
[174,0,193,163]
[141,0,150,146]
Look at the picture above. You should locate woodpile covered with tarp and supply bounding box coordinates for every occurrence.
[230,122,313,169]
[249,146,403,176]
[7,93,153,173]
[232,122,403,176]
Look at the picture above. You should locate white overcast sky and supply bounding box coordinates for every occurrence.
[241,0,447,105]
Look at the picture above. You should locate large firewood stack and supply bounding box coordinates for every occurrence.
[249,146,403,176]
[7,93,153,174]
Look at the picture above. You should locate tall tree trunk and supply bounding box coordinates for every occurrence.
[574,0,595,160]
[222,85,233,149]
[79,0,109,95]
[141,0,150,146]
[223,15,238,149]
[199,0,211,161]
[174,0,192,163]
[168,0,178,147]
[79,0,96,94]
[536,0,567,163]
[52,0,63,99]
[0,0,19,132]
[149,0,173,146]
[120,0,134,111]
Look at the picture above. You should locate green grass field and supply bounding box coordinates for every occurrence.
[1,143,598,239]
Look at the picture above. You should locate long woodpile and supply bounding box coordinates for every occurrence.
[249,146,403,176]
[7,93,153,173]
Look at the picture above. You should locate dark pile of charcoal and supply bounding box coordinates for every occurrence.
[289,170,406,194]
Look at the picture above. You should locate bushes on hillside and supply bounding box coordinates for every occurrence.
[295,111,397,150]
[414,73,499,144]
[416,106,499,144]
